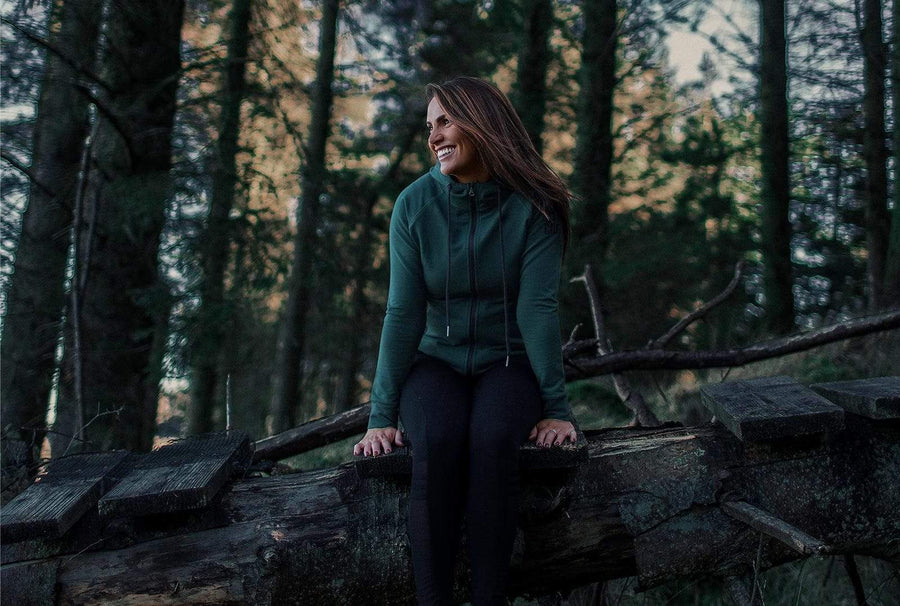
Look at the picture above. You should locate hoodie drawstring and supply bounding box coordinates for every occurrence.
[497,193,510,367]
[446,183,451,338]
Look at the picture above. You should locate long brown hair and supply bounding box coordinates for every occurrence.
[425,76,572,251]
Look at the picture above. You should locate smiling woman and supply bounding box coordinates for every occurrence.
[426,98,491,184]
[352,76,576,605]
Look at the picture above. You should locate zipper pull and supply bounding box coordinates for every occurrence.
[468,184,475,198]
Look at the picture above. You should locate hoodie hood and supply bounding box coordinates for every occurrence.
[428,162,503,209]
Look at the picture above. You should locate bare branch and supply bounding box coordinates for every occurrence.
[62,406,123,457]
[0,151,56,197]
[570,265,660,427]
[650,261,745,349]
[1,16,112,93]
[564,310,900,378]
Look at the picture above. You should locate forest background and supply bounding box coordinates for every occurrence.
[2,0,899,458]
[2,0,900,602]
[3,0,900,464]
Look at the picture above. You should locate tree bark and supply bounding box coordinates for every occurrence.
[188,0,254,435]
[55,0,185,453]
[268,0,340,433]
[884,0,900,302]
[861,0,891,310]
[0,0,100,462]
[758,0,795,334]
[8,418,898,604]
[514,0,552,155]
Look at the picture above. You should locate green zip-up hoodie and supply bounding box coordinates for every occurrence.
[368,163,572,430]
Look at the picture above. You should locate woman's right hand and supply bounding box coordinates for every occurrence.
[353,427,404,457]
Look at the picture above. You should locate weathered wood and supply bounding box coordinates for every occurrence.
[2,413,896,604]
[700,376,845,441]
[98,431,251,519]
[1,451,130,542]
[812,376,900,419]
[721,500,828,555]
[354,430,589,478]
[254,404,370,462]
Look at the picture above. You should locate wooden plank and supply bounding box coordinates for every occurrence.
[0,451,130,543]
[811,376,900,419]
[700,376,844,441]
[722,500,829,555]
[354,430,588,478]
[98,431,252,519]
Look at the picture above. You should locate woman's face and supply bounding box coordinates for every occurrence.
[426,97,489,184]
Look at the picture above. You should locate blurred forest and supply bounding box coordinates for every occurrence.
[2,0,899,479]
[2,0,900,603]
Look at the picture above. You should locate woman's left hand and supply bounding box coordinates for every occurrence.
[529,418,577,447]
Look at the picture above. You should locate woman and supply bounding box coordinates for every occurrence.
[353,76,577,605]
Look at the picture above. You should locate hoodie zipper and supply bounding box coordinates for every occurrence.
[466,184,478,375]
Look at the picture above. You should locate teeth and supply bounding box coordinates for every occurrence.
[437,146,455,159]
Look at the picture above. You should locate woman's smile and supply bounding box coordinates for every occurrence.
[436,145,456,160]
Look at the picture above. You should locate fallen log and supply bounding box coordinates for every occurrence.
[252,316,900,464]
[3,407,897,605]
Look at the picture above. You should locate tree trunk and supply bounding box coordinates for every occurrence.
[7,418,898,604]
[884,0,900,302]
[55,0,185,453]
[268,0,340,433]
[0,0,100,463]
[570,0,617,287]
[188,0,253,435]
[333,192,377,414]
[334,122,419,415]
[514,0,552,155]
[758,0,795,334]
[861,0,890,309]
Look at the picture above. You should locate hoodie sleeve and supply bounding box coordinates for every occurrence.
[516,211,573,422]
[368,194,427,430]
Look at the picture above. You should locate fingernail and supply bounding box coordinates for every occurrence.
[386,449,392,453]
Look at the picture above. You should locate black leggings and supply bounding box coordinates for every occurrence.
[398,353,543,605]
